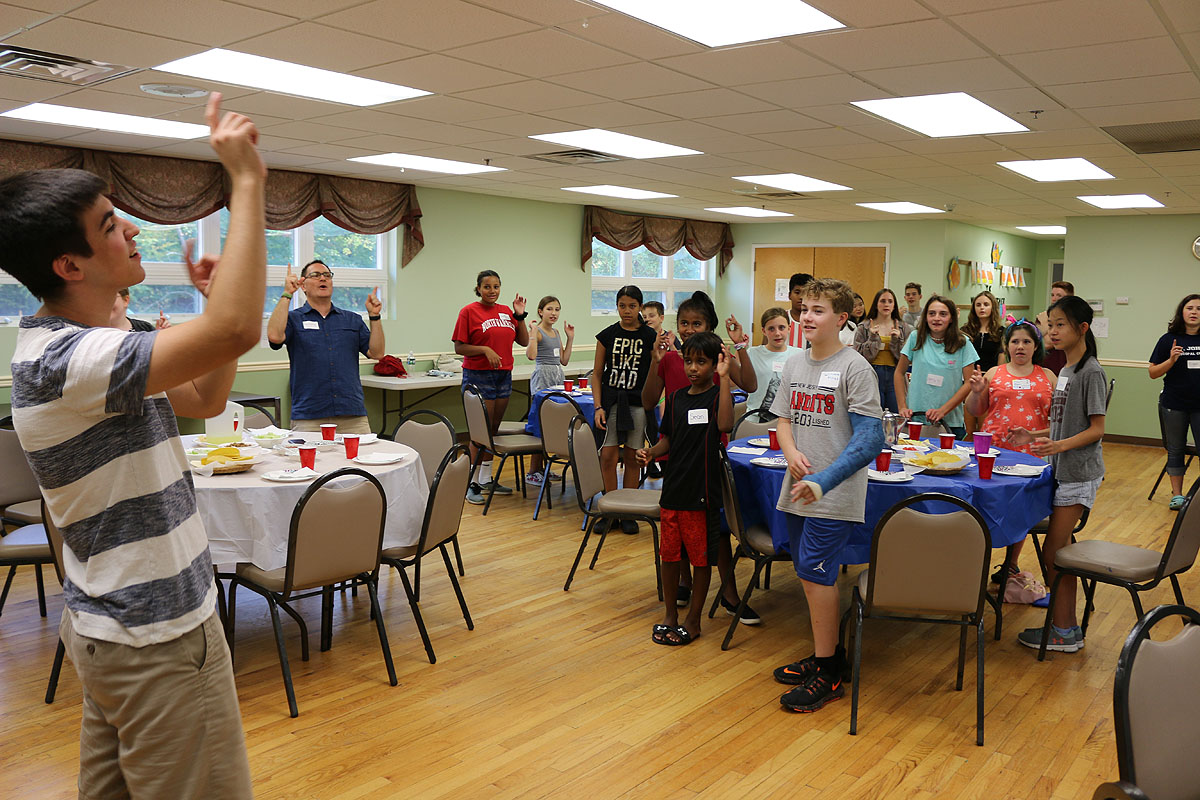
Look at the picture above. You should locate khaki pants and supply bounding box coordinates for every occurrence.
[61,612,253,800]
[291,415,372,434]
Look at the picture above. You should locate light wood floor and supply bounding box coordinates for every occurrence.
[0,444,1194,799]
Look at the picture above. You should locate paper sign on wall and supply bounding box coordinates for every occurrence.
[774,278,790,302]
[1091,317,1110,338]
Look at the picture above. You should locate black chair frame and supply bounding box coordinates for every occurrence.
[532,391,586,520]
[462,383,533,515]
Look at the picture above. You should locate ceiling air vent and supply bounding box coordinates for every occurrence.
[733,190,813,200]
[1101,119,1200,155]
[526,149,621,165]
[0,46,136,87]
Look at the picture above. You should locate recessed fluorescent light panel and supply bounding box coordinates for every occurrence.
[529,129,700,159]
[0,102,208,139]
[562,185,677,200]
[998,158,1114,182]
[155,49,431,107]
[590,0,844,47]
[348,153,505,175]
[1077,194,1163,209]
[851,92,1028,138]
[732,173,851,192]
[856,202,946,215]
[704,207,793,218]
[1016,226,1067,235]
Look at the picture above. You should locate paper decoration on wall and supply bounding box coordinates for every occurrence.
[774,278,789,302]
[947,257,968,290]
[951,255,1027,289]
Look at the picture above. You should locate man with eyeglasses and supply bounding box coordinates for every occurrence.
[267,258,384,433]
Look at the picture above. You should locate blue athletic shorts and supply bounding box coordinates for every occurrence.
[786,515,856,586]
[462,368,512,400]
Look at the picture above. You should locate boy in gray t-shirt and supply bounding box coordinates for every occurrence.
[768,279,884,713]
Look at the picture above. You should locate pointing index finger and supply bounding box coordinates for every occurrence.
[205,92,223,131]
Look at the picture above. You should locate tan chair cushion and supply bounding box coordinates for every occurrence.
[381,544,418,561]
[496,420,526,436]
[235,562,287,593]
[1055,540,1161,582]
[856,568,981,616]
[492,434,543,455]
[744,525,775,556]
[596,489,661,519]
[4,499,41,525]
[0,525,52,560]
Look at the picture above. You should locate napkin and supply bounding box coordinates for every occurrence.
[190,461,216,477]
[729,446,767,455]
[278,467,319,479]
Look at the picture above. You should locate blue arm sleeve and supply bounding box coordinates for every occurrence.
[806,413,885,496]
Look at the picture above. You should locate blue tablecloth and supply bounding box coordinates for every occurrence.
[726,436,1054,565]
[524,388,747,437]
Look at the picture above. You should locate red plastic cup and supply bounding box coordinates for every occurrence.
[977,452,996,479]
[578,376,588,390]
[939,432,956,450]
[298,445,316,470]
[768,428,779,450]
[875,450,892,471]
[563,379,575,392]
[907,421,924,441]
[343,434,360,459]
[973,431,993,456]
[320,423,337,441]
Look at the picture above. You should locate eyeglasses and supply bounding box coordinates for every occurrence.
[304,271,334,280]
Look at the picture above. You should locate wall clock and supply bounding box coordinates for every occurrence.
[1194,236,1200,260]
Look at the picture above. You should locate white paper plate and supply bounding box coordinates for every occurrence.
[750,456,789,469]
[746,437,771,447]
[993,464,1049,477]
[262,469,322,482]
[892,443,933,454]
[868,469,914,482]
[334,432,378,445]
[353,453,406,466]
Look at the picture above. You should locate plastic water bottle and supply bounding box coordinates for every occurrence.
[406,350,415,366]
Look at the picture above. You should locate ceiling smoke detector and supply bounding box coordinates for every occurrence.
[0,45,136,86]
[139,83,208,99]
[525,149,622,165]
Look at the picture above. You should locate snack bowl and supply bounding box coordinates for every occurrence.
[251,431,291,449]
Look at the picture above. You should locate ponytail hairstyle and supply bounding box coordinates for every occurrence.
[676,290,718,332]
[913,294,966,353]
[1002,319,1045,365]
[962,290,1003,341]
[474,269,500,297]
[615,284,643,306]
[1167,293,1200,336]
[1049,295,1098,370]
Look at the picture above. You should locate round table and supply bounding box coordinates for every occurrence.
[189,435,429,571]
[726,436,1054,565]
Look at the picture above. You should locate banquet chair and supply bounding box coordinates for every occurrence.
[733,400,747,422]
[707,450,788,650]
[224,468,396,718]
[241,402,277,430]
[563,416,663,599]
[845,493,990,745]
[916,421,950,438]
[462,384,543,515]
[0,421,42,529]
[1149,393,1196,501]
[40,501,69,704]
[1092,604,1200,800]
[532,391,586,520]
[380,444,473,664]
[496,419,528,436]
[389,408,464,583]
[1034,477,1200,661]
[731,409,776,440]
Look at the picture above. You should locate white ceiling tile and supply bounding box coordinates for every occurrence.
[856,59,1031,96]
[0,73,75,102]
[446,29,635,78]
[72,0,295,46]
[461,113,585,136]
[953,0,1168,54]
[6,17,206,67]
[466,0,597,26]
[318,0,537,50]
[737,74,882,108]
[1077,99,1200,126]
[629,88,775,119]
[355,55,523,95]
[229,23,422,72]
[549,62,713,101]
[1005,37,1191,84]
[1047,73,1200,108]
[611,120,771,154]
[456,80,606,113]
[802,142,913,160]
[279,142,377,160]
[358,117,497,145]
[538,101,676,127]
[1159,0,1200,33]
[221,92,344,121]
[806,0,935,27]
[698,110,828,135]
[656,42,838,86]
[1181,31,1200,63]
[258,120,364,143]
[564,12,703,60]
[755,127,874,149]
[380,95,512,123]
[304,109,429,135]
[35,86,193,117]
[0,3,47,32]
[334,133,442,152]
[218,0,363,19]
[794,19,987,71]
[898,137,1012,155]
[53,130,164,150]
[460,137,555,156]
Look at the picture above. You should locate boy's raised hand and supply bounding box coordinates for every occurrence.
[715,345,731,378]
[183,238,219,297]
[651,328,672,362]
[204,92,264,180]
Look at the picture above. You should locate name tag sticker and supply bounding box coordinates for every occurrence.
[1189,360,1200,370]
[499,313,511,321]
[1056,375,1070,391]
[553,348,561,357]
[1012,378,1032,390]
[772,361,784,373]
[688,408,709,425]
[302,320,320,330]
[926,373,944,388]
[818,371,840,389]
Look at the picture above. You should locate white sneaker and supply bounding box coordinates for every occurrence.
[526,472,545,485]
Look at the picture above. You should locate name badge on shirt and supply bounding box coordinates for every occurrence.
[302,320,320,330]
[772,361,784,373]
[688,408,709,425]
[926,373,944,388]
[1056,375,1070,391]
[1012,378,1032,390]
[499,312,511,321]
[818,371,840,389]
[1189,360,1200,370]
[553,348,561,357]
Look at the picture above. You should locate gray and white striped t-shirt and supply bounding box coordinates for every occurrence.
[11,316,215,647]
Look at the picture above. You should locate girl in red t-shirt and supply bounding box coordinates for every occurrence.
[452,269,528,502]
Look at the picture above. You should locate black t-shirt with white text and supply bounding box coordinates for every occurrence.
[1151,331,1200,412]
[595,322,656,408]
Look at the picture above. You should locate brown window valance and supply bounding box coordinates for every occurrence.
[0,139,424,266]
[582,205,734,276]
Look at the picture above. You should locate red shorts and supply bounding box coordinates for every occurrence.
[660,508,720,567]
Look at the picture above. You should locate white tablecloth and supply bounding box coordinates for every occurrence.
[188,436,429,571]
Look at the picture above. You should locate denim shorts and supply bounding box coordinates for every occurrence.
[462,368,512,400]
[1053,476,1103,508]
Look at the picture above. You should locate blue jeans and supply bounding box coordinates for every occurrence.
[1162,405,1200,477]
[873,364,898,412]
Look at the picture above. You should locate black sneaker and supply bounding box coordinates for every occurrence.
[990,563,1019,585]
[773,645,848,685]
[592,518,610,535]
[720,596,762,625]
[780,668,845,713]
[620,519,638,535]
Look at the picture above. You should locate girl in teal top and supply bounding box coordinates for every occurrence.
[894,294,979,439]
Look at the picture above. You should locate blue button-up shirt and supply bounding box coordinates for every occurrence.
[269,302,370,419]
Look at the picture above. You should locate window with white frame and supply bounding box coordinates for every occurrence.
[589,240,709,315]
